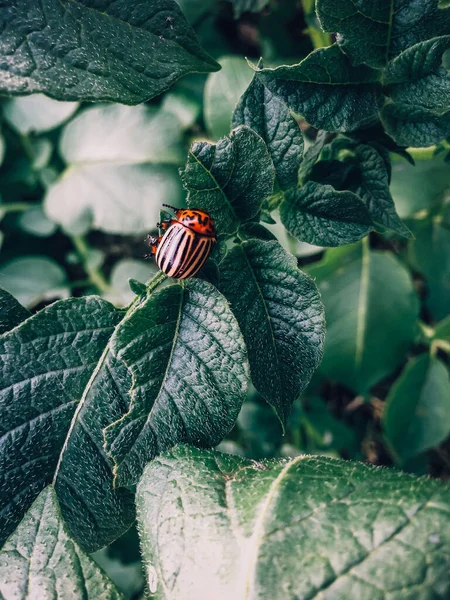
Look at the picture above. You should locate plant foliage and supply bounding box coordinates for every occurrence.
[0,0,449,597]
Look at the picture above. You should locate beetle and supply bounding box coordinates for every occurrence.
[147,204,216,279]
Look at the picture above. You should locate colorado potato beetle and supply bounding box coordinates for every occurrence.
[147,204,216,279]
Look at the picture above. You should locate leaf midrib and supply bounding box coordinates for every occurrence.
[354,242,370,373]
[240,244,284,405]
[241,456,303,599]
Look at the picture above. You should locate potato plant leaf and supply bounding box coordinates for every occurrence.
[0,487,123,599]
[309,247,419,393]
[218,239,325,426]
[181,126,275,236]
[137,446,450,600]
[0,296,135,551]
[0,0,219,104]
[104,279,249,486]
[232,74,304,190]
[258,30,450,146]
[383,354,450,463]
[258,44,381,133]
[317,0,450,68]
[381,36,450,146]
[0,286,30,335]
[345,144,412,237]
[280,181,373,247]
[205,56,254,140]
[45,104,185,236]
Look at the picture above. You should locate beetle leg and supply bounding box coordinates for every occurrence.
[156,218,174,231]
[146,235,162,257]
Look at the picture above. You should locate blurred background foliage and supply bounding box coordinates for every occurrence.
[0,1,449,597]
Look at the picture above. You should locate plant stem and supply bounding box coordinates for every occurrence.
[146,270,167,294]
[71,234,110,294]
[300,0,332,49]
[0,202,39,213]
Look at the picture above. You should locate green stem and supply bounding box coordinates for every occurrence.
[0,202,39,214]
[71,234,110,294]
[146,270,167,294]
[300,0,332,49]
[406,146,437,161]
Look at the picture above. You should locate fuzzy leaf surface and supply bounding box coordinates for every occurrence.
[181,126,275,236]
[0,0,219,103]
[381,36,450,146]
[317,0,450,68]
[104,279,249,486]
[233,75,304,190]
[281,181,373,247]
[218,239,325,425]
[0,296,134,550]
[258,45,380,132]
[0,487,123,599]
[137,445,450,600]
[0,286,30,335]
[347,144,411,237]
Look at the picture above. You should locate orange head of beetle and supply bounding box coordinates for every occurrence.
[162,204,216,238]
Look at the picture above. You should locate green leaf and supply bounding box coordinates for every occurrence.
[181,126,275,236]
[45,104,185,235]
[0,296,135,550]
[434,315,450,342]
[0,286,30,335]
[0,256,68,308]
[137,445,450,600]
[298,130,328,184]
[390,153,450,218]
[384,354,450,462]
[309,246,419,393]
[232,72,303,190]
[381,101,450,148]
[408,216,450,321]
[218,239,325,425]
[0,487,123,599]
[347,144,412,237]
[104,278,249,486]
[204,56,254,140]
[59,104,185,166]
[0,0,219,104]
[258,45,381,132]
[3,94,78,135]
[280,181,373,247]
[317,0,450,68]
[18,206,58,238]
[381,36,450,146]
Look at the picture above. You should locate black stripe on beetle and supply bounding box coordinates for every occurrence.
[149,207,216,279]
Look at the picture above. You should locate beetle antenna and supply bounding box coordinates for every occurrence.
[162,204,178,212]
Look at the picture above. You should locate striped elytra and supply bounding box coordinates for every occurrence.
[150,206,216,279]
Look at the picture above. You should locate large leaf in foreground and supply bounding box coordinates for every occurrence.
[0,0,219,103]
[309,246,419,393]
[258,45,380,133]
[181,126,275,236]
[137,446,450,599]
[218,239,324,426]
[384,354,450,463]
[281,181,372,247]
[0,487,122,599]
[0,297,134,550]
[233,74,304,190]
[104,279,249,486]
